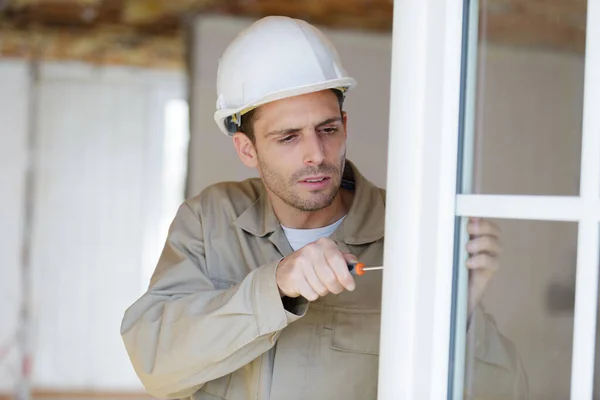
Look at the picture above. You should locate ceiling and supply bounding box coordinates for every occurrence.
[0,0,588,69]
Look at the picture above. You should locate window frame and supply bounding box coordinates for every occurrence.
[379,0,600,399]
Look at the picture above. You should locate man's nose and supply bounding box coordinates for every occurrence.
[302,131,325,166]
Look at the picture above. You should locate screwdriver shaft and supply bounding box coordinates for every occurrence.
[362,266,383,271]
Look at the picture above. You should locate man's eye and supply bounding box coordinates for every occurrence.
[321,127,338,134]
[279,135,296,143]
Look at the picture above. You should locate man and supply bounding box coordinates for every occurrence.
[121,16,527,400]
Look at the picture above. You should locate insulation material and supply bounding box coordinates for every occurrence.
[0,0,589,70]
[122,0,216,24]
[0,24,184,69]
[11,0,102,7]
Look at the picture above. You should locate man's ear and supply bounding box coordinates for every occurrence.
[342,111,348,139]
[233,132,258,168]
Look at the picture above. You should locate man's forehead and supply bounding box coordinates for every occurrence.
[256,92,341,128]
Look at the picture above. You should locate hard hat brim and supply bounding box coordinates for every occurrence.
[214,77,357,136]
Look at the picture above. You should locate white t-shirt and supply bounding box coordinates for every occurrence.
[281,216,346,251]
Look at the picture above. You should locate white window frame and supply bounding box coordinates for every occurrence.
[378,0,600,399]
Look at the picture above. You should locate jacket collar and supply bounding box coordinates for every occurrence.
[234,160,385,246]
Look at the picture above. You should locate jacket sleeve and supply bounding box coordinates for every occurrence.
[465,306,529,399]
[120,202,308,399]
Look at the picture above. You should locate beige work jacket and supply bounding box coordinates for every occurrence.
[121,161,528,400]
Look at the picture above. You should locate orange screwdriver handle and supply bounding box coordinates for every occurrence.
[348,262,366,276]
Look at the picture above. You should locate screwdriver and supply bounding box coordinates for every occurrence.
[347,262,384,276]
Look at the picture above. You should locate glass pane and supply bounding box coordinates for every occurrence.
[461,0,587,196]
[451,218,578,399]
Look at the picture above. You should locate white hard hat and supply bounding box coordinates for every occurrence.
[214,15,357,136]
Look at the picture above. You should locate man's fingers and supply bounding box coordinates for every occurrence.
[296,275,320,301]
[466,235,502,256]
[311,246,345,295]
[313,238,355,293]
[325,251,356,292]
[342,252,359,265]
[466,253,499,271]
[302,262,330,297]
[316,265,345,294]
[279,238,356,300]
[467,218,501,237]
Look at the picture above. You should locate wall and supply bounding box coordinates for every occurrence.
[188,15,590,399]
[0,60,29,394]
[0,60,186,393]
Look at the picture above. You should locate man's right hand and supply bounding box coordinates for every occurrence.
[275,237,357,301]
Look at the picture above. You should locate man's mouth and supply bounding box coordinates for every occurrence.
[304,177,326,183]
[298,176,331,189]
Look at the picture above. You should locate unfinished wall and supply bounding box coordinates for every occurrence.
[0,60,29,394]
[0,60,186,394]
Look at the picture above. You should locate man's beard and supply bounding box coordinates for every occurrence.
[258,156,345,212]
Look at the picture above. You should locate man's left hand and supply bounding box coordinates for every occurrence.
[465,217,502,319]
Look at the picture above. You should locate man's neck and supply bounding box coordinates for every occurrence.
[270,189,353,229]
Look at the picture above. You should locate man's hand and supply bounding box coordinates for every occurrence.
[276,237,357,301]
[466,217,502,318]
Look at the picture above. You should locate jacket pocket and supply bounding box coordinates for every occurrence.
[330,311,381,355]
